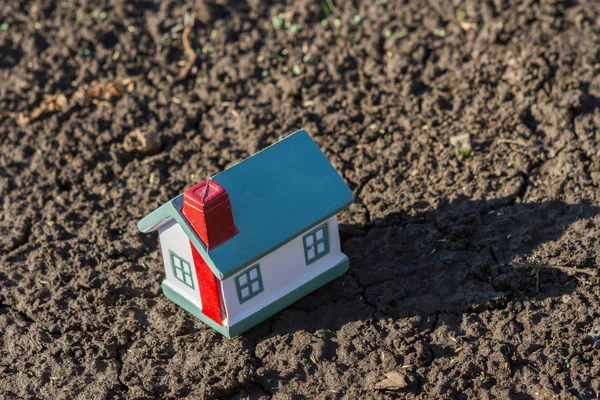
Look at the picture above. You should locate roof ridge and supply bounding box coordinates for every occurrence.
[201,181,210,205]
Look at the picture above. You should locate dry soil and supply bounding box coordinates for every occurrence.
[1,0,600,399]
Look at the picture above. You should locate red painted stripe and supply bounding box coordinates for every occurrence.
[190,242,224,325]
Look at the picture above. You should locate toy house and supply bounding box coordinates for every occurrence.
[138,129,353,337]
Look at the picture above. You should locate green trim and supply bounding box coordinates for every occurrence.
[303,222,330,266]
[170,251,194,289]
[235,264,264,304]
[162,281,231,338]
[228,256,350,337]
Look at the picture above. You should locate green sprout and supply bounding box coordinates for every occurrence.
[352,14,362,25]
[293,64,302,75]
[170,23,184,39]
[272,13,285,29]
[433,28,446,37]
[286,22,302,33]
[322,0,335,17]
[273,13,302,33]
[0,22,9,31]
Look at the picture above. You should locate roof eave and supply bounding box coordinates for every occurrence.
[138,201,174,233]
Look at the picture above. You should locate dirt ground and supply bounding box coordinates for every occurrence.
[1,0,600,398]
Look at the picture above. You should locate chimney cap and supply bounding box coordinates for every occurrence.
[185,180,227,208]
[182,180,238,249]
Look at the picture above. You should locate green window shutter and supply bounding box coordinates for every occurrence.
[302,222,330,265]
[235,264,264,304]
[170,251,195,289]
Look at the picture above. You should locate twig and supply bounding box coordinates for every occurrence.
[511,262,599,277]
[496,139,531,147]
[141,152,169,165]
[176,13,197,81]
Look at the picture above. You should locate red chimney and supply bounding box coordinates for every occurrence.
[182,180,238,249]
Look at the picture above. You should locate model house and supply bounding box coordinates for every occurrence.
[138,129,353,337]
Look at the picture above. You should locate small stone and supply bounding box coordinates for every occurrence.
[589,325,600,343]
[450,133,472,157]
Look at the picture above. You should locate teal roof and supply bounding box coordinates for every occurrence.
[138,129,353,279]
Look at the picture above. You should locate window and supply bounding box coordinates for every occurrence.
[170,251,194,289]
[303,222,330,265]
[235,264,264,304]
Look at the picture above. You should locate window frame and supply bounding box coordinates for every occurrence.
[302,222,330,265]
[170,251,195,289]
[235,264,264,304]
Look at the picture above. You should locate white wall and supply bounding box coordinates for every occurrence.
[158,218,202,307]
[221,216,345,326]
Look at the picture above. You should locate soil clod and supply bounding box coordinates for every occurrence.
[123,129,162,156]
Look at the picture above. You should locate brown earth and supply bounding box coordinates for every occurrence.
[1,0,600,398]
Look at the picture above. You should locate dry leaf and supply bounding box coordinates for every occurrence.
[17,94,68,126]
[374,371,417,392]
[459,21,476,31]
[85,81,124,100]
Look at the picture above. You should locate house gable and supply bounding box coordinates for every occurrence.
[139,196,223,276]
[152,212,225,326]
[156,219,200,301]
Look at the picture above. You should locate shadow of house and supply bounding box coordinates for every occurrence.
[252,197,599,336]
